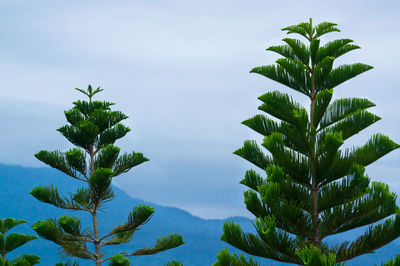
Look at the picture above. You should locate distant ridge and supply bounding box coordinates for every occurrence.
[0,164,398,265]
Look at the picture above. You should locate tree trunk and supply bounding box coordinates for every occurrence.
[92,210,101,266]
[310,64,321,248]
[90,145,102,265]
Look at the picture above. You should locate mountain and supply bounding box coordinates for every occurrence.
[0,164,399,265]
[0,163,264,265]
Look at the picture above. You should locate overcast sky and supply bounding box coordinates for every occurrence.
[1,0,399,219]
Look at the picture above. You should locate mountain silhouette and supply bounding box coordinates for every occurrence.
[0,164,398,265]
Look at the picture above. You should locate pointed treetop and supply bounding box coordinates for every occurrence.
[75,85,103,102]
[282,18,340,40]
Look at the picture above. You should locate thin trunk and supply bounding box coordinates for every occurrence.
[89,92,101,265]
[310,59,321,248]
[92,210,101,266]
[90,145,101,266]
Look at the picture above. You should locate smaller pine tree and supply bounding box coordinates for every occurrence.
[30,85,184,265]
[0,218,40,266]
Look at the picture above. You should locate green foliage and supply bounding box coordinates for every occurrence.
[103,205,154,246]
[0,219,26,234]
[55,260,79,266]
[89,168,114,205]
[324,63,373,91]
[32,216,93,259]
[381,254,400,266]
[94,145,120,169]
[112,152,149,177]
[109,254,130,266]
[319,97,375,130]
[31,86,183,264]
[35,150,75,179]
[57,121,100,151]
[164,260,183,266]
[30,185,92,211]
[296,245,345,266]
[315,39,359,64]
[219,18,400,265]
[124,234,184,256]
[65,148,87,176]
[5,254,41,266]
[251,64,311,96]
[212,248,259,266]
[0,218,40,265]
[30,185,70,209]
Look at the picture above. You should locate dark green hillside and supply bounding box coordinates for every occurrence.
[0,163,398,265]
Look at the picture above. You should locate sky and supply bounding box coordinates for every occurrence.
[1,0,399,219]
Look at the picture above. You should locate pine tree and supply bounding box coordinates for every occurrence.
[0,218,40,266]
[30,86,184,265]
[217,19,400,264]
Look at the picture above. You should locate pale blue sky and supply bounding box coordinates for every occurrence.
[1,0,399,219]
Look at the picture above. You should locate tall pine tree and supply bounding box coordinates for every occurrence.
[217,19,400,264]
[30,86,184,265]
